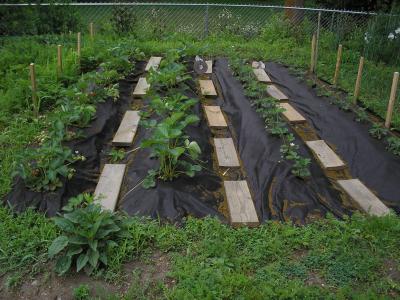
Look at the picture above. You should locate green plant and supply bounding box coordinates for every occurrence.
[141,112,201,188]
[355,107,369,123]
[369,123,389,140]
[148,62,190,90]
[73,284,91,300]
[386,136,400,156]
[48,197,132,275]
[111,4,137,35]
[108,148,126,163]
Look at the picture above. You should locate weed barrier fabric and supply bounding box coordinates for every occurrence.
[263,62,400,213]
[119,85,224,222]
[214,59,350,223]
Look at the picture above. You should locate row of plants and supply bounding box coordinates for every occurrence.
[315,83,400,157]
[140,49,202,188]
[230,59,311,179]
[11,41,143,192]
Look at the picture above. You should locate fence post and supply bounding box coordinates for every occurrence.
[204,4,209,38]
[29,63,38,116]
[89,22,94,40]
[353,56,364,103]
[57,44,63,76]
[333,44,342,85]
[77,32,81,59]
[384,72,399,128]
[310,33,316,73]
[314,11,321,74]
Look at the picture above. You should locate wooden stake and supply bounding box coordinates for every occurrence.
[89,22,94,40]
[384,72,399,128]
[353,56,364,103]
[333,44,343,85]
[29,63,38,116]
[77,32,81,58]
[314,11,321,73]
[310,33,316,73]
[57,44,63,75]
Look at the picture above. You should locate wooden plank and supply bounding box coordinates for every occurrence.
[94,164,126,211]
[253,68,272,83]
[279,103,306,124]
[306,140,345,170]
[251,61,265,69]
[145,56,162,71]
[267,85,288,101]
[133,77,150,97]
[214,138,240,167]
[337,179,390,216]
[204,106,227,127]
[112,111,141,146]
[205,60,213,74]
[199,79,217,97]
[224,181,259,226]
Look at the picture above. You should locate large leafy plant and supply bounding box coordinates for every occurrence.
[141,112,202,188]
[48,194,131,275]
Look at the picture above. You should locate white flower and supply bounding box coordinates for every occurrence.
[75,150,79,154]
[395,27,400,34]
[388,32,395,40]
[290,143,295,147]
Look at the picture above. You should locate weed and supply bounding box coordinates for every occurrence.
[108,148,126,163]
[73,284,91,300]
[386,136,400,156]
[355,107,369,123]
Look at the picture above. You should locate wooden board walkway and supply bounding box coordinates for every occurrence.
[279,103,306,124]
[145,56,162,71]
[204,106,227,127]
[206,60,213,74]
[306,140,345,170]
[251,61,265,69]
[94,164,126,211]
[214,138,240,167]
[224,181,259,226]
[267,85,288,101]
[133,77,150,97]
[253,68,272,83]
[112,111,140,146]
[199,79,217,97]
[337,179,390,216]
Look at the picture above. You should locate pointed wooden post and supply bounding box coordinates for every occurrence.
[310,33,316,73]
[333,44,342,85]
[353,56,364,104]
[77,32,81,58]
[384,72,399,128]
[29,63,38,116]
[57,44,63,75]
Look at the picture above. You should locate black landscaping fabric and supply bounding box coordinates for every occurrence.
[262,62,400,214]
[214,59,351,223]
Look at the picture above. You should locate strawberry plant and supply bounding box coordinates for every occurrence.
[387,136,400,156]
[369,123,389,140]
[48,195,131,275]
[141,112,201,188]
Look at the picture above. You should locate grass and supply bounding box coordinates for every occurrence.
[1,206,399,298]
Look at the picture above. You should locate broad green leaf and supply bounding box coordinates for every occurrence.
[88,249,100,268]
[53,217,74,232]
[55,255,72,275]
[76,253,89,272]
[48,236,69,258]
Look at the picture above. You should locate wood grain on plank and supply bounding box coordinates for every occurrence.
[205,60,213,74]
[199,79,217,97]
[279,103,306,124]
[112,111,141,146]
[204,106,227,127]
[267,84,288,101]
[251,61,265,69]
[145,56,162,71]
[94,164,126,211]
[306,140,345,170]
[337,179,390,216]
[253,68,272,83]
[224,181,259,226]
[214,138,240,167]
[133,77,150,97]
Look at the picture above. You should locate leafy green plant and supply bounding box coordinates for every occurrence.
[387,136,400,156]
[147,93,197,118]
[141,112,201,188]
[148,62,190,90]
[355,107,369,123]
[111,4,137,35]
[13,120,85,192]
[73,284,91,300]
[48,197,132,275]
[108,148,126,163]
[369,123,389,140]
